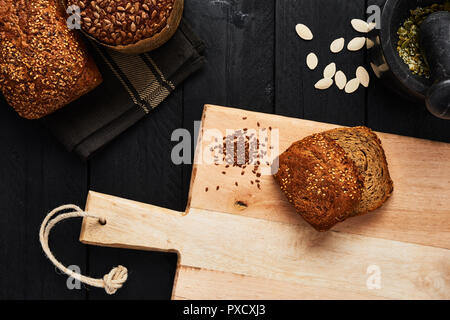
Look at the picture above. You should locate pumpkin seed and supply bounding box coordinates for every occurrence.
[335,70,347,90]
[306,53,318,70]
[347,37,366,51]
[351,19,369,33]
[323,63,336,79]
[356,66,370,87]
[345,78,360,93]
[330,38,345,53]
[314,78,333,90]
[295,24,313,40]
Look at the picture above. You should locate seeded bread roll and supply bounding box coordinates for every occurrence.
[324,126,394,216]
[273,127,393,232]
[66,0,184,54]
[0,0,102,119]
[273,133,364,231]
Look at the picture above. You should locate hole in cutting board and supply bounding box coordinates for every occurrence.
[234,200,248,210]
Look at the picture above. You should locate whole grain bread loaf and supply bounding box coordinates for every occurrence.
[0,0,102,119]
[273,133,364,231]
[273,126,393,231]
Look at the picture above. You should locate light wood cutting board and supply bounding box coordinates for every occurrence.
[80,104,450,300]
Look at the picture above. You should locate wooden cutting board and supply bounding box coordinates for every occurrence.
[80,104,450,300]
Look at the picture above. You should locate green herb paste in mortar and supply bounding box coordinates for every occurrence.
[397,1,450,78]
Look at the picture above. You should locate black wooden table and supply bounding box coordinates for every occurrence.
[0,0,449,300]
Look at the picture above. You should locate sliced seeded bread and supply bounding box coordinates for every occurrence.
[273,126,393,232]
[324,126,394,216]
[273,133,364,231]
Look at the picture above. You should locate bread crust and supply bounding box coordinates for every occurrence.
[0,0,102,119]
[273,133,364,232]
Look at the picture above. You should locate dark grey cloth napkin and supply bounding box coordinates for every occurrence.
[43,20,205,160]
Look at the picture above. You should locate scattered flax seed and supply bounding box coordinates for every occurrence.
[216,186,220,191]
[251,181,254,184]
[210,128,271,190]
[242,117,247,120]
[205,187,209,192]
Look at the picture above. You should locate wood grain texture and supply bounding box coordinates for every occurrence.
[173,267,383,300]
[188,105,450,249]
[80,191,450,300]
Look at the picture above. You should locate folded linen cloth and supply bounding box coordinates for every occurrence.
[42,20,205,160]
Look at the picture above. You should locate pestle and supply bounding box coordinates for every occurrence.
[420,11,450,120]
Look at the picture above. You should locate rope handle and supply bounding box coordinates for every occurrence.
[39,204,128,295]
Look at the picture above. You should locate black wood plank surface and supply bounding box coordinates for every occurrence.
[0,97,88,299]
[276,0,367,126]
[367,79,450,142]
[0,0,449,300]
[87,89,184,299]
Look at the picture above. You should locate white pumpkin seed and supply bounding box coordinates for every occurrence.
[351,19,369,33]
[330,38,345,53]
[345,78,360,93]
[314,78,333,90]
[323,63,336,79]
[335,70,347,90]
[347,37,366,51]
[356,66,370,87]
[306,53,318,70]
[295,23,313,40]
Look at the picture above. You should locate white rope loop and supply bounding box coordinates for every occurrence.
[39,204,128,295]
